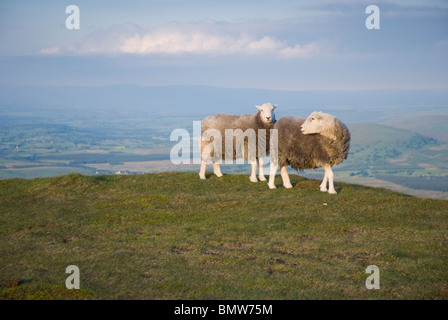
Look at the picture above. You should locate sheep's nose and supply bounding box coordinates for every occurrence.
[266,116,271,120]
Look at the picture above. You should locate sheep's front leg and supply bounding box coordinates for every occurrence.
[250,160,258,182]
[258,158,266,181]
[320,166,328,192]
[326,166,337,194]
[268,162,278,189]
[199,161,207,179]
[280,166,292,189]
[322,165,337,194]
[212,162,223,177]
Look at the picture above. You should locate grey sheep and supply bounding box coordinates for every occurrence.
[268,111,350,194]
[199,103,277,182]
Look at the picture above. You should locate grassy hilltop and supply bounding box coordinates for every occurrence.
[0,172,447,300]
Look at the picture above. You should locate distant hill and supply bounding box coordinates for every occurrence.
[330,122,448,197]
[1,85,448,123]
[1,84,447,198]
[345,122,440,164]
[348,123,426,146]
[386,114,448,142]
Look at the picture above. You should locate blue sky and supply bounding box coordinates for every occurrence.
[0,0,447,90]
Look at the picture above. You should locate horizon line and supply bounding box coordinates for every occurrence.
[1,83,448,93]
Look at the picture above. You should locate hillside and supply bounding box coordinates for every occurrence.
[349,123,425,146]
[1,84,447,199]
[344,122,444,174]
[1,113,447,198]
[1,172,447,300]
[386,115,448,143]
[331,123,448,198]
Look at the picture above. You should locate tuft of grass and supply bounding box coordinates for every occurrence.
[0,172,447,299]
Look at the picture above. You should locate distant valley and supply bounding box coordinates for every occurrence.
[1,85,447,199]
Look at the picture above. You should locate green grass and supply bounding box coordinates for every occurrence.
[0,172,447,300]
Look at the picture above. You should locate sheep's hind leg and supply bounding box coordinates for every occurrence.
[258,158,266,181]
[280,166,293,189]
[268,162,278,189]
[250,160,258,182]
[212,162,223,177]
[199,161,207,180]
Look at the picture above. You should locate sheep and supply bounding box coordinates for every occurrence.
[199,103,277,182]
[267,111,350,194]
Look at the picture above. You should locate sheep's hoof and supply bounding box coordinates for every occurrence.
[250,176,258,183]
[268,183,276,189]
[214,172,223,177]
[284,183,293,189]
[328,189,337,194]
[258,176,267,181]
[320,187,327,192]
[199,174,206,180]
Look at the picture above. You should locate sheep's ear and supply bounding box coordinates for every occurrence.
[255,105,262,110]
[273,104,278,109]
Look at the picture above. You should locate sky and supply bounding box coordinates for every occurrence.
[0,0,447,90]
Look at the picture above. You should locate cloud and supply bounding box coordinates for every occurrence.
[279,42,323,58]
[120,32,321,58]
[39,21,324,59]
[38,47,62,55]
[437,40,448,48]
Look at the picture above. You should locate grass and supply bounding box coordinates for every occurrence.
[0,172,447,300]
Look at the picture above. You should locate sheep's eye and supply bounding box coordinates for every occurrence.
[311,118,314,121]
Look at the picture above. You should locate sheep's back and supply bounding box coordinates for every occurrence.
[202,113,240,133]
[201,112,270,160]
[275,117,333,170]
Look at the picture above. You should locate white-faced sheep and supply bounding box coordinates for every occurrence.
[267,111,350,194]
[199,103,277,182]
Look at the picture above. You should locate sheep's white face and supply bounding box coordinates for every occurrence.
[301,111,328,135]
[256,103,277,124]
